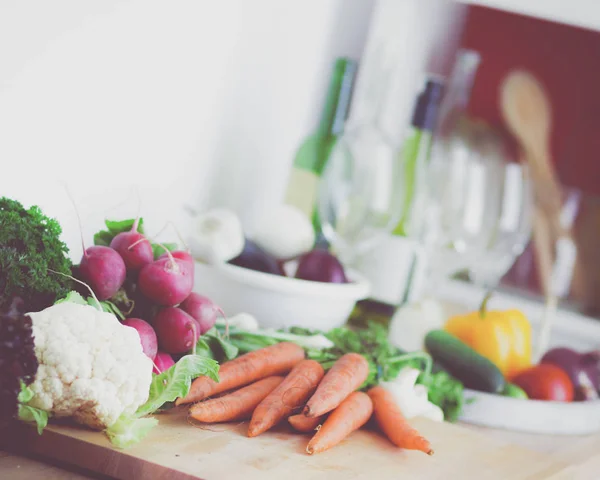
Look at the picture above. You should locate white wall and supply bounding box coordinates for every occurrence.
[0,0,374,260]
[460,0,600,32]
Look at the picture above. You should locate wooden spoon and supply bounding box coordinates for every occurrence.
[499,70,574,360]
[499,71,563,223]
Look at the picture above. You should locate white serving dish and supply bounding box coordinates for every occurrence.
[192,261,370,330]
[436,279,600,435]
[460,390,600,435]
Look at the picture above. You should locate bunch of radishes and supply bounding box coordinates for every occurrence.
[77,219,224,373]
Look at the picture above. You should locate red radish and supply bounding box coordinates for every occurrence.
[65,187,126,300]
[109,218,153,270]
[138,247,194,306]
[154,307,199,354]
[79,246,127,300]
[122,318,158,360]
[153,351,175,374]
[159,250,194,274]
[180,292,224,335]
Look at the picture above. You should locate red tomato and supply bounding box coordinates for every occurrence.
[512,364,575,402]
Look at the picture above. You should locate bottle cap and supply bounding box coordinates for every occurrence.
[411,77,445,132]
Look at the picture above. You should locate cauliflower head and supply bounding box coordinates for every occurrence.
[27,302,153,430]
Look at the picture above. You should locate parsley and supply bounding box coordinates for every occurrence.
[0,198,73,311]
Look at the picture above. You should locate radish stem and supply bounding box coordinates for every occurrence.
[215,307,229,339]
[61,184,87,258]
[156,243,179,272]
[149,221,190,252]
[127,235,150,250]
[48,269,101,311]
[191,322,198,356]
[151,359,161,373]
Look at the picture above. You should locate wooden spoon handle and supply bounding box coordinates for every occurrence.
[532,206,555,298]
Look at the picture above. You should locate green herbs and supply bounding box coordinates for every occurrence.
[0,198,73,311]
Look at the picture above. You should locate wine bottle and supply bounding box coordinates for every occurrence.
[394,77,445,237]
[284,57,358,238]
[350,76,445,327]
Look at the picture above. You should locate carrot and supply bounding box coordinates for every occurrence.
[248,359,325,437]
[176,342,305,405]
[367,386,434,455]
[288,413,325,433]
[306,391,372,455]
[303,353,369,418]
[189,376,284,423]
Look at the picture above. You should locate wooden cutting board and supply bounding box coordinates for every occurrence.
[11,408,568,480]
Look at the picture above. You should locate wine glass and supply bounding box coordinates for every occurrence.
[316,123,404,265]
[411,118,533,297]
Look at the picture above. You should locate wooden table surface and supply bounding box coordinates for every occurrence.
[2,421,600,479]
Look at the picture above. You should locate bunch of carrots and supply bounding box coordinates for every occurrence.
[176,342,434,455]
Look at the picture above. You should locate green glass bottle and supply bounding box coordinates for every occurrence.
[394,77,445,237]
[284,57,358,239]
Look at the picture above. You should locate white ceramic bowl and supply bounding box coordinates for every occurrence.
[192,261,370,330]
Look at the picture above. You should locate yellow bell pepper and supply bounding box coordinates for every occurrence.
[444,292,532,380]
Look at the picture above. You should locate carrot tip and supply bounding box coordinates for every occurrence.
[427,449,434,456]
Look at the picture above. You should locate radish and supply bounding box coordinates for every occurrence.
[79,246,127,300]
[153,351,175,374]
[138,247,194,306]
[180,292,224,335]
[109,218,153,271]
[65,187,126,300]
[122,317,158,360]
[154,307,199,354]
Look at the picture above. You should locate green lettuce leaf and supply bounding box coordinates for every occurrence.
[97,299,126,320]
[93,218,145,247]
[17,383,49,435]
[105,218,144,234]
[18,405,49,435]
[194,338,215,359]
[17,382,34,403]
[54,291,125,319]
[198,329,239,362]
[151,242,178,260]
[105,415,158,449]
[54,290,87,306]
[135,355,219,418]
[93,230,114,247]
